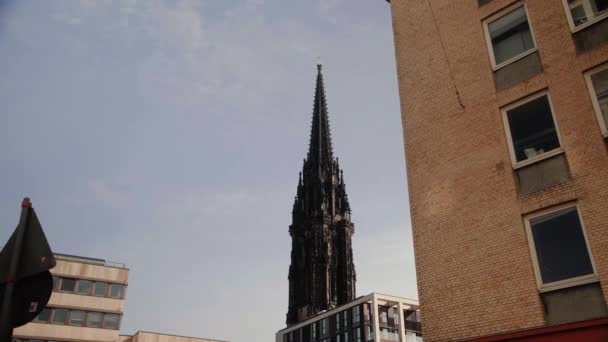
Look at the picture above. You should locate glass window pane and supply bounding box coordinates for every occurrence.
[52,276,59,291]
[104,313,120,329]
[77,280,93,295]
[87,312,103,328]
[109,284,125,298]
[70,310,86,326]
[489,6,534,65]
[531,207,594,284]
[52,308,69,323]
[591,68,608,128]
[568,0,608,27]
[60,278,76,292]
[507,95,560,162]
[94,282,108,297]
[34,308,52,322]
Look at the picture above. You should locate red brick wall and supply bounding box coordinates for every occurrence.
[389,0,608,340]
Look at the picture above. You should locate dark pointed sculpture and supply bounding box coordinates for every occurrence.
[286,64,356,325]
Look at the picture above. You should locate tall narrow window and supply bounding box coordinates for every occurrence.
[321,318,327,335]
[526,206,597,289]
[336,313,341,330]
[564,0,608,29]
[343,310,348,328]
[366,325,374,341]
[352,306,360,324]
[485,5,536,68]
[502,93,562,166]
[586,64,608,136]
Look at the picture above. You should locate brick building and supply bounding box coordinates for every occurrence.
[386,0,608,340]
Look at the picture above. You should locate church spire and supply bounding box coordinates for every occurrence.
[307,64,334,172]
[286,65,356,326]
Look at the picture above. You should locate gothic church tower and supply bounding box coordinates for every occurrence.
[286,65,356,325]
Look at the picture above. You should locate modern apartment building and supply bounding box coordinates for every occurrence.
[12,253,227,342]
[276,293,422,342]
[387,0,608,341]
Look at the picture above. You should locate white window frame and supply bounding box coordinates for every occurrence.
[483,2,538,70]
[584,62,608,138]
[524,204,599,292]
[562,0,608,32]
[500,91,564,169]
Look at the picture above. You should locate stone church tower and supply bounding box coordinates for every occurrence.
[286,64,356,326]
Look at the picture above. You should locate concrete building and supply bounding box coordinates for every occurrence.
[387,0,608,341]
[13,253,226,342]
[276,293,422,342]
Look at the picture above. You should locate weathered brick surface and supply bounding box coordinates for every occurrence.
[388,0,608,340]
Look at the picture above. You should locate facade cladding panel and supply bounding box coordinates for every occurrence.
[388,0,608,341]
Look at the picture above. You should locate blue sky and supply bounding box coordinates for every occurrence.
[0,1,416,341]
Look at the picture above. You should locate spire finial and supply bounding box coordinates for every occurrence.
[306,62,333,170]
[316,56,322,71]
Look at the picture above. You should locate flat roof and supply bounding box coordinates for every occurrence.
[55,252,128,269]
[120,331,230,342]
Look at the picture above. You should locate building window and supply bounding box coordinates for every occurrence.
[69,310,86,326]
[103,313,120,329]
[366,326,374,341]
[343,310,348,328]
[502,93,562,167]
[311,322,317,340]
[87,312,103,328]
[352,306,360,324]
[59,278,76,292]
[563,0,608,30]
[526,206,597,290]
[336,312,341,330]
[109,284,125,299]
[76,280,92,295]
[345,332,349,342]
[321,318,328,335]
[34,308,52,322]
[51,308,69,324]
[380,311,388,324]
[586,63,608,137]
[94,282,109,297]
[355,328,362,342]
[484,4,536,69]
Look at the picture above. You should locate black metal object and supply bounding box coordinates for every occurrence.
[0,271,53,327]
[286,65,357,325]
[0,198,56,339]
